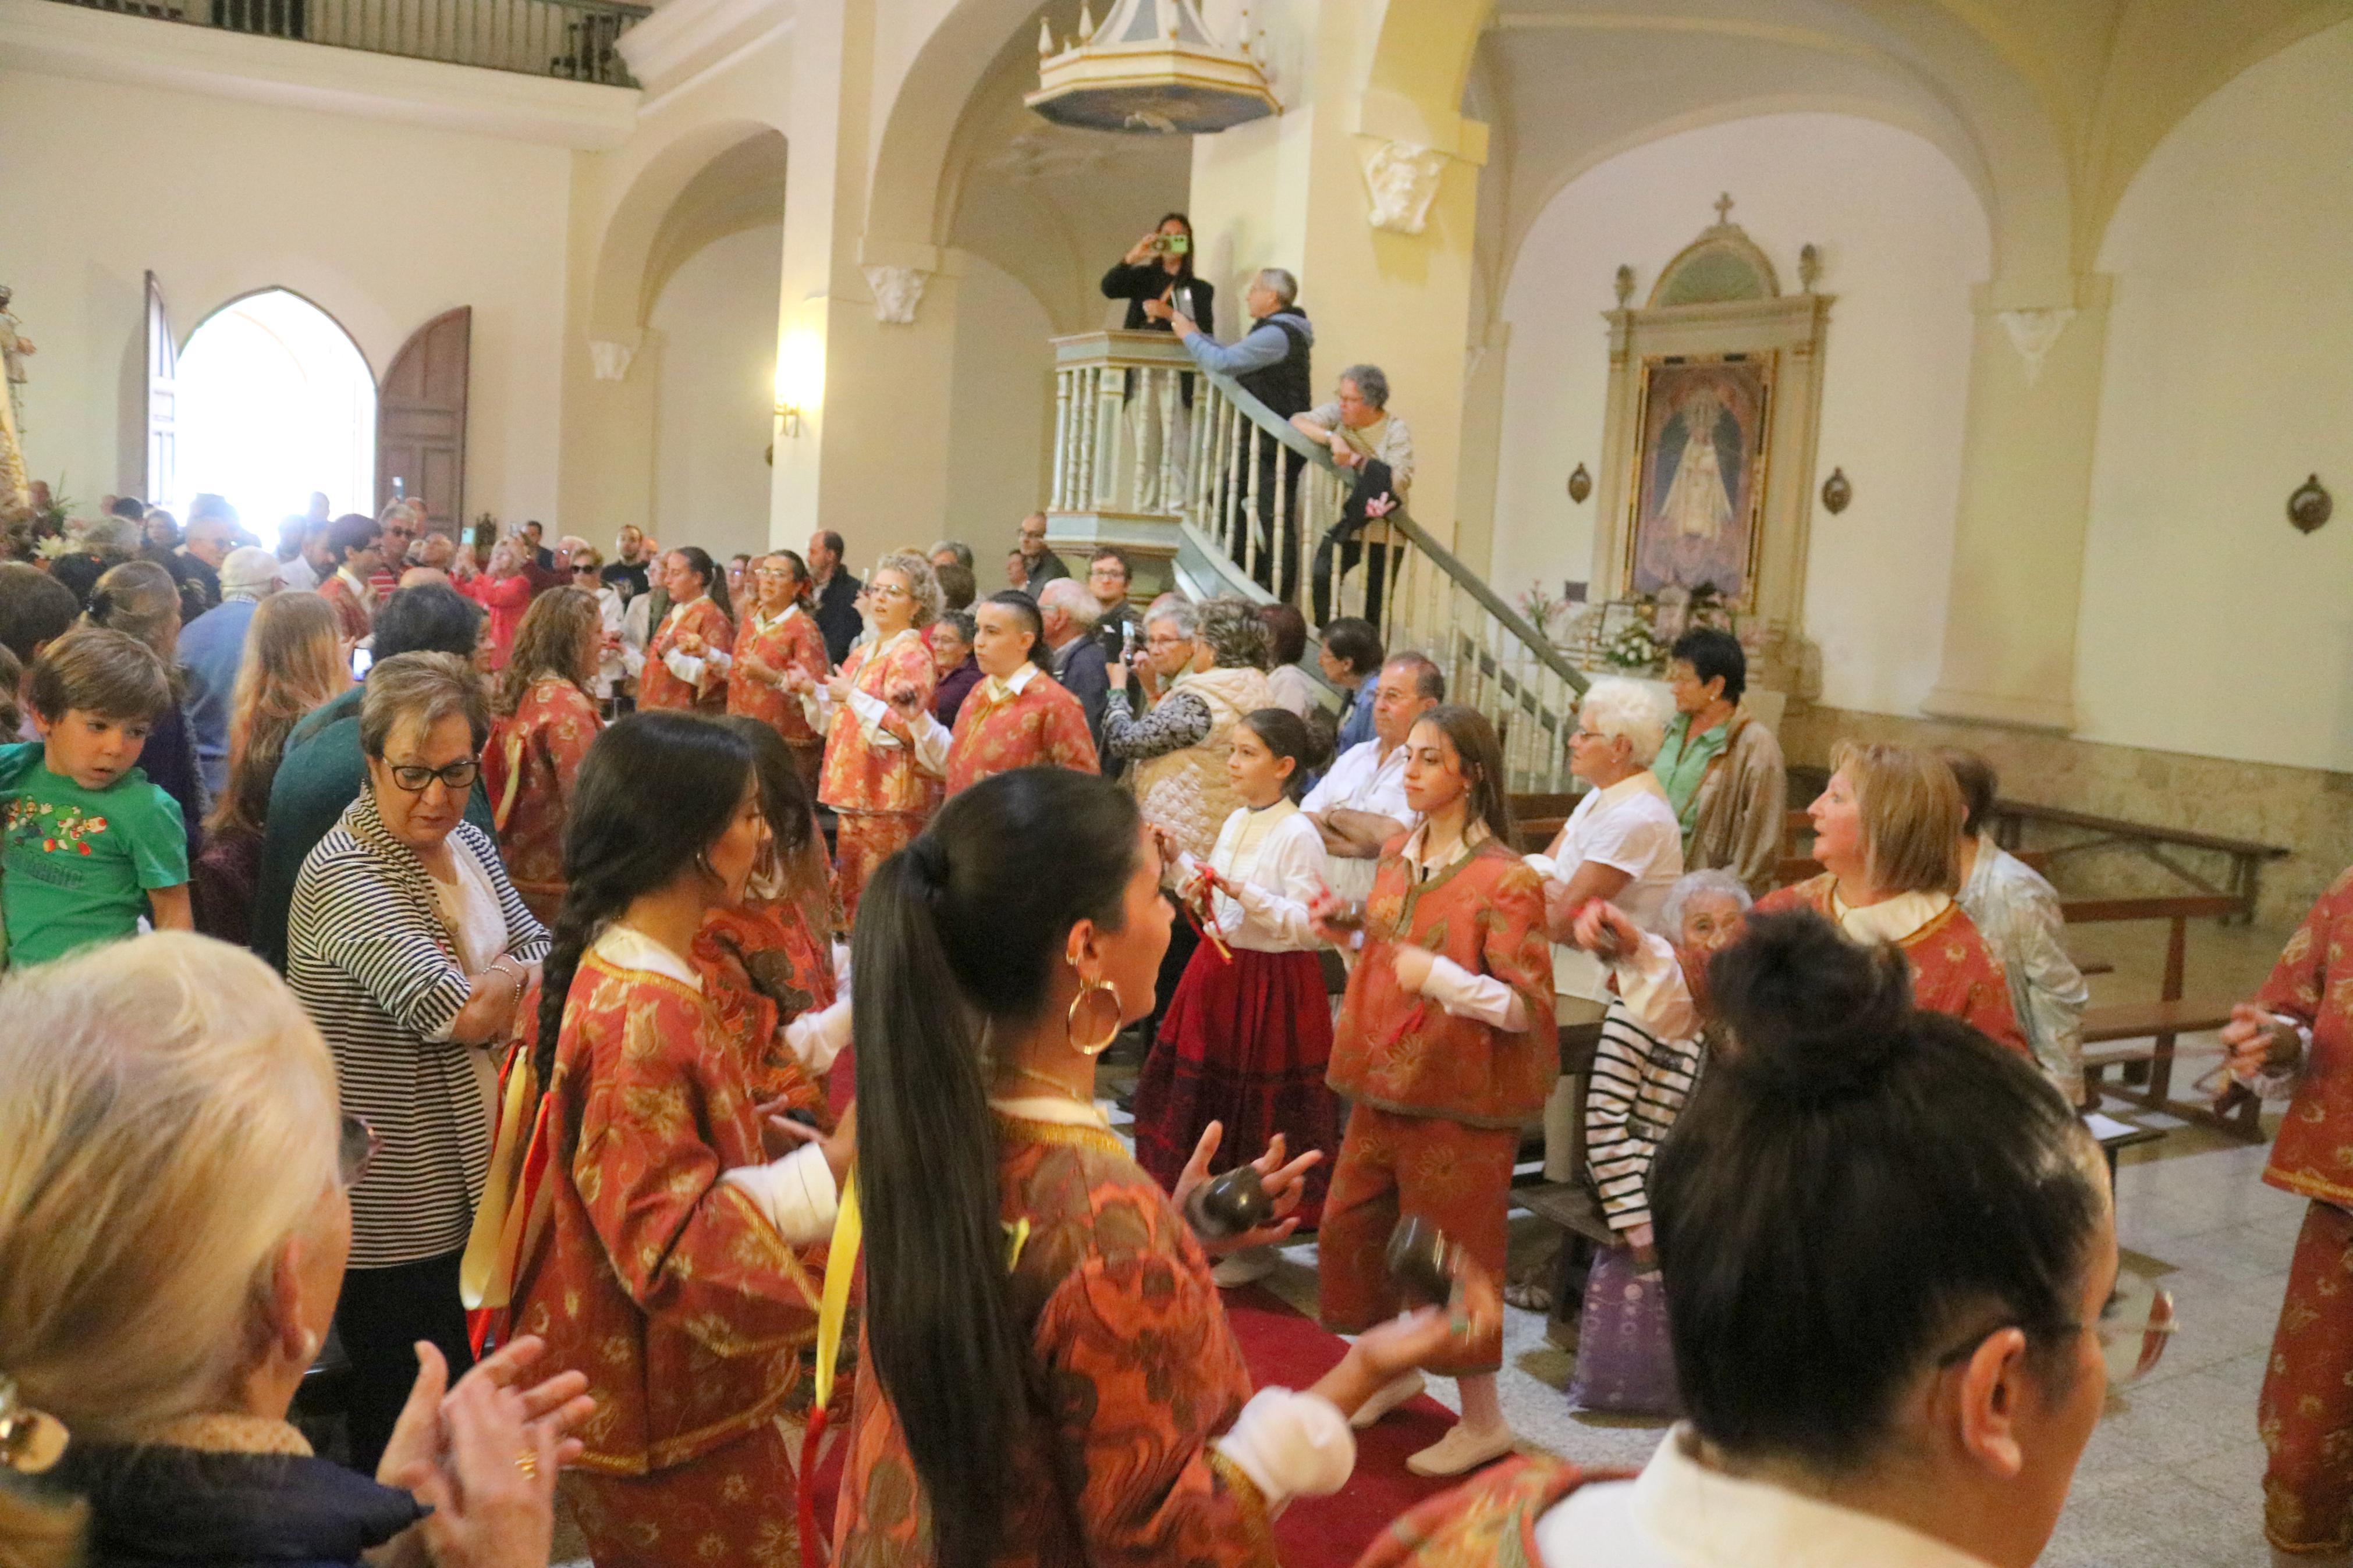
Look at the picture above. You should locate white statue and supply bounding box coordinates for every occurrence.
[0,285,33,522]
[1361,141,1447,235]
[863,265,929,325]
[1659,387,1735,543]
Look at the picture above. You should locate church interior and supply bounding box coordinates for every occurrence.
[5,0,2353,1565]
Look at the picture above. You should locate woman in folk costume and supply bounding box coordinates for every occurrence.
[832,769,1498,1568]
[1755,741,2026,1054]
[816,550,942,923]
[1354,913,2153,1568]
[727,549,833,800]
[483,587,605,923]
[497,713,851,1568]
[1102,595,1276,863]
[1308,705,1557,1479]
[1134,707,1341,1289]
[2219,866,2353,1558]
[639,546,734,713]
[697,715,851,1115]
[896,591,1099,796]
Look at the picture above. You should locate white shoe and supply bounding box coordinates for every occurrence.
[1348,1371,1426,1430]
[1211,1249,1275,1288]
[1406,1423,1516,1478]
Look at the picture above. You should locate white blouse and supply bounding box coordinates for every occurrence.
[1177,799,1328,953]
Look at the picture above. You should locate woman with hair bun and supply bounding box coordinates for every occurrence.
[640,547,733,713]
[1356,908,2155,1568]
[496,713,849,1568]
[1135,706,1340,1286]
[1310,704,1557,1478]
[815,549,943,922]
[834,768,1494,1568]
[1756,741,2024,1053]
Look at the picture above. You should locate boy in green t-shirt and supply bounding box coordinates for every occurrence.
[0,626,191,965]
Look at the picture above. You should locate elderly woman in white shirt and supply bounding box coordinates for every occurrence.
[1362,911,2154,1568]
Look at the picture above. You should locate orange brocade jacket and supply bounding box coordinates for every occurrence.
[485,677,602,921]
[692,893,837,1114]
[641,595,733,712]
[1357,1456,1624,1568]
[833,1115,1278,1568]
[1755,873,2027,1055]
[509,951,821,1475]
[944,672,1100,796]
[2256,866,2353,1207]
[727,605,831,745]
[1328,837,1559,1129]
[819,630,938,817]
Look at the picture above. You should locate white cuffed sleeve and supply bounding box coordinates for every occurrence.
[1612,930,1700,1043]
[781,996,853,1076]
[663,648,707,685]
[1211,1388,1355,1511]
[719,1143,839,1246]
[907,711,952,778]
[846,686,904,749]
[1418,954,1529,1030]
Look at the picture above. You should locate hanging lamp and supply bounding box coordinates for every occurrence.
[1027,0,1278,134]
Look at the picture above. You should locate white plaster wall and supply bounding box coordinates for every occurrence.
[944,254,1056,550]
[0,66,570,525]
[2079,21,2353,771]
[647,224,786,564]
[1488,114,1988,716]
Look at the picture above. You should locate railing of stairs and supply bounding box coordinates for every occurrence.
[48,0,647,85]
[1048,329,1589,792]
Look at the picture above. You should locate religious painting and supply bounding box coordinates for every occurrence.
[1624,355,1773,604]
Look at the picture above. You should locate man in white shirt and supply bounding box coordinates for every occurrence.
[1302,652,1442,902]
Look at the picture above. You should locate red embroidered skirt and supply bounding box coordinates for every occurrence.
[1134,943,1339,1225]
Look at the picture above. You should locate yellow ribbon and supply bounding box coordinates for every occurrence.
[813,1174,861,1414]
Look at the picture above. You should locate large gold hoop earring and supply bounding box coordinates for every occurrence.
[1066,976,1123,1057]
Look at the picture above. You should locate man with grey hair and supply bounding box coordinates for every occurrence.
[929,539,975,573]
[1152,267,1314,596]
[1302,651,1442,902]
[1037,578,1110,740]
[1012,512,1068,596]
[1298,364,1415,625]
[179,545,283,796]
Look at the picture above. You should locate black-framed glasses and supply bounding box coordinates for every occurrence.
[572,563,600,577]
[339,1112,381,1190]
[387,757,481,794]
[1933,1275,2177,1389]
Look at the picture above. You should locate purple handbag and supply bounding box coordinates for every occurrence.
[1566,1245,1683,1417]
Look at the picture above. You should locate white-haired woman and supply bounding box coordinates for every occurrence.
[1527,676,1684,1181]
[0,933,589,1568]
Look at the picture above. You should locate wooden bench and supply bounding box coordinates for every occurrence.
[1994,802,2288,925]
[2066,894,2260,1139]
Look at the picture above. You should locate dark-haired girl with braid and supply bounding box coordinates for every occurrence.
[832,767,1495,1568]
[496,713,849,1568]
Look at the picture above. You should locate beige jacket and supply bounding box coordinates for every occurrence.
[1682,712,1788,896]
[1131,665,1275,862]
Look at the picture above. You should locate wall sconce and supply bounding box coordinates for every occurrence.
[772,330,824,439]
[2289,475,2332,534]
[1566,463,1592,504]
[1820,467,1852,515]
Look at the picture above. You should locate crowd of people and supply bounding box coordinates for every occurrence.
[0,457,2339,1567]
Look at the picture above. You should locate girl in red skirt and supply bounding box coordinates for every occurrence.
[1135,706,1341,1286]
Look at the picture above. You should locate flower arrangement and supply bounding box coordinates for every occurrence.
[1600,614,1663,672]
[1516,581,1571,642]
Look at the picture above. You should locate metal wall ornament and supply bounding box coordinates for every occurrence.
[1820,467,1852,515]
[1567,463,1592,504]
[2288,475,2333,535]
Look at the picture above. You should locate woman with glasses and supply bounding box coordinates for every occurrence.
[567,545,641,714]
[1355,909,2167,1568]
[0,934,591,1568]
[484,589,606,923]
[816,550,943,923]
[286,652,549,1474]
[727,550,833,801]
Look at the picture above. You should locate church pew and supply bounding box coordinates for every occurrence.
[2065,894,2259,1140]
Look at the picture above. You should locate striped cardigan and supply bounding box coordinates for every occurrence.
[288,787,548,1268]
[1584,997,1705,1237]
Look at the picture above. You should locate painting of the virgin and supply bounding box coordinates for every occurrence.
[1627,357,1771,602]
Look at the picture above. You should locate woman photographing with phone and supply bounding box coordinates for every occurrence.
[1102,214,1213,512]
[833,769,1496,1568]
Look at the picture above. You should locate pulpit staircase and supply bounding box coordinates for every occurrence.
[1046,330,1588,792]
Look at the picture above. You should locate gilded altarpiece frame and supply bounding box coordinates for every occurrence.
[1591,215,1833,694]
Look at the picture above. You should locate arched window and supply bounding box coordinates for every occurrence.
[173,289,375,525]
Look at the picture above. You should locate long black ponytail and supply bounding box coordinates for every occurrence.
[854,769,1145,1568]
[534,713,754,1091]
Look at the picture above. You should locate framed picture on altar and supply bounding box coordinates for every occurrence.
[1623,354,1775,607]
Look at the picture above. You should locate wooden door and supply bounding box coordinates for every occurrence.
[144,272,175,506]
[377,306,469,534]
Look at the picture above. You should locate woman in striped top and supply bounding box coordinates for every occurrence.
[1575,871,1751,1267]
[287,652,548,1475]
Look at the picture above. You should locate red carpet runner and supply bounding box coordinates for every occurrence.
[804,1282,1467,1568]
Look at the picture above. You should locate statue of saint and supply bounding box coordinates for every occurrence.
[0,285,33,524]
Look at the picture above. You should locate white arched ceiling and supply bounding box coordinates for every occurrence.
[641,130,789,325]
[587,119,784,340]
